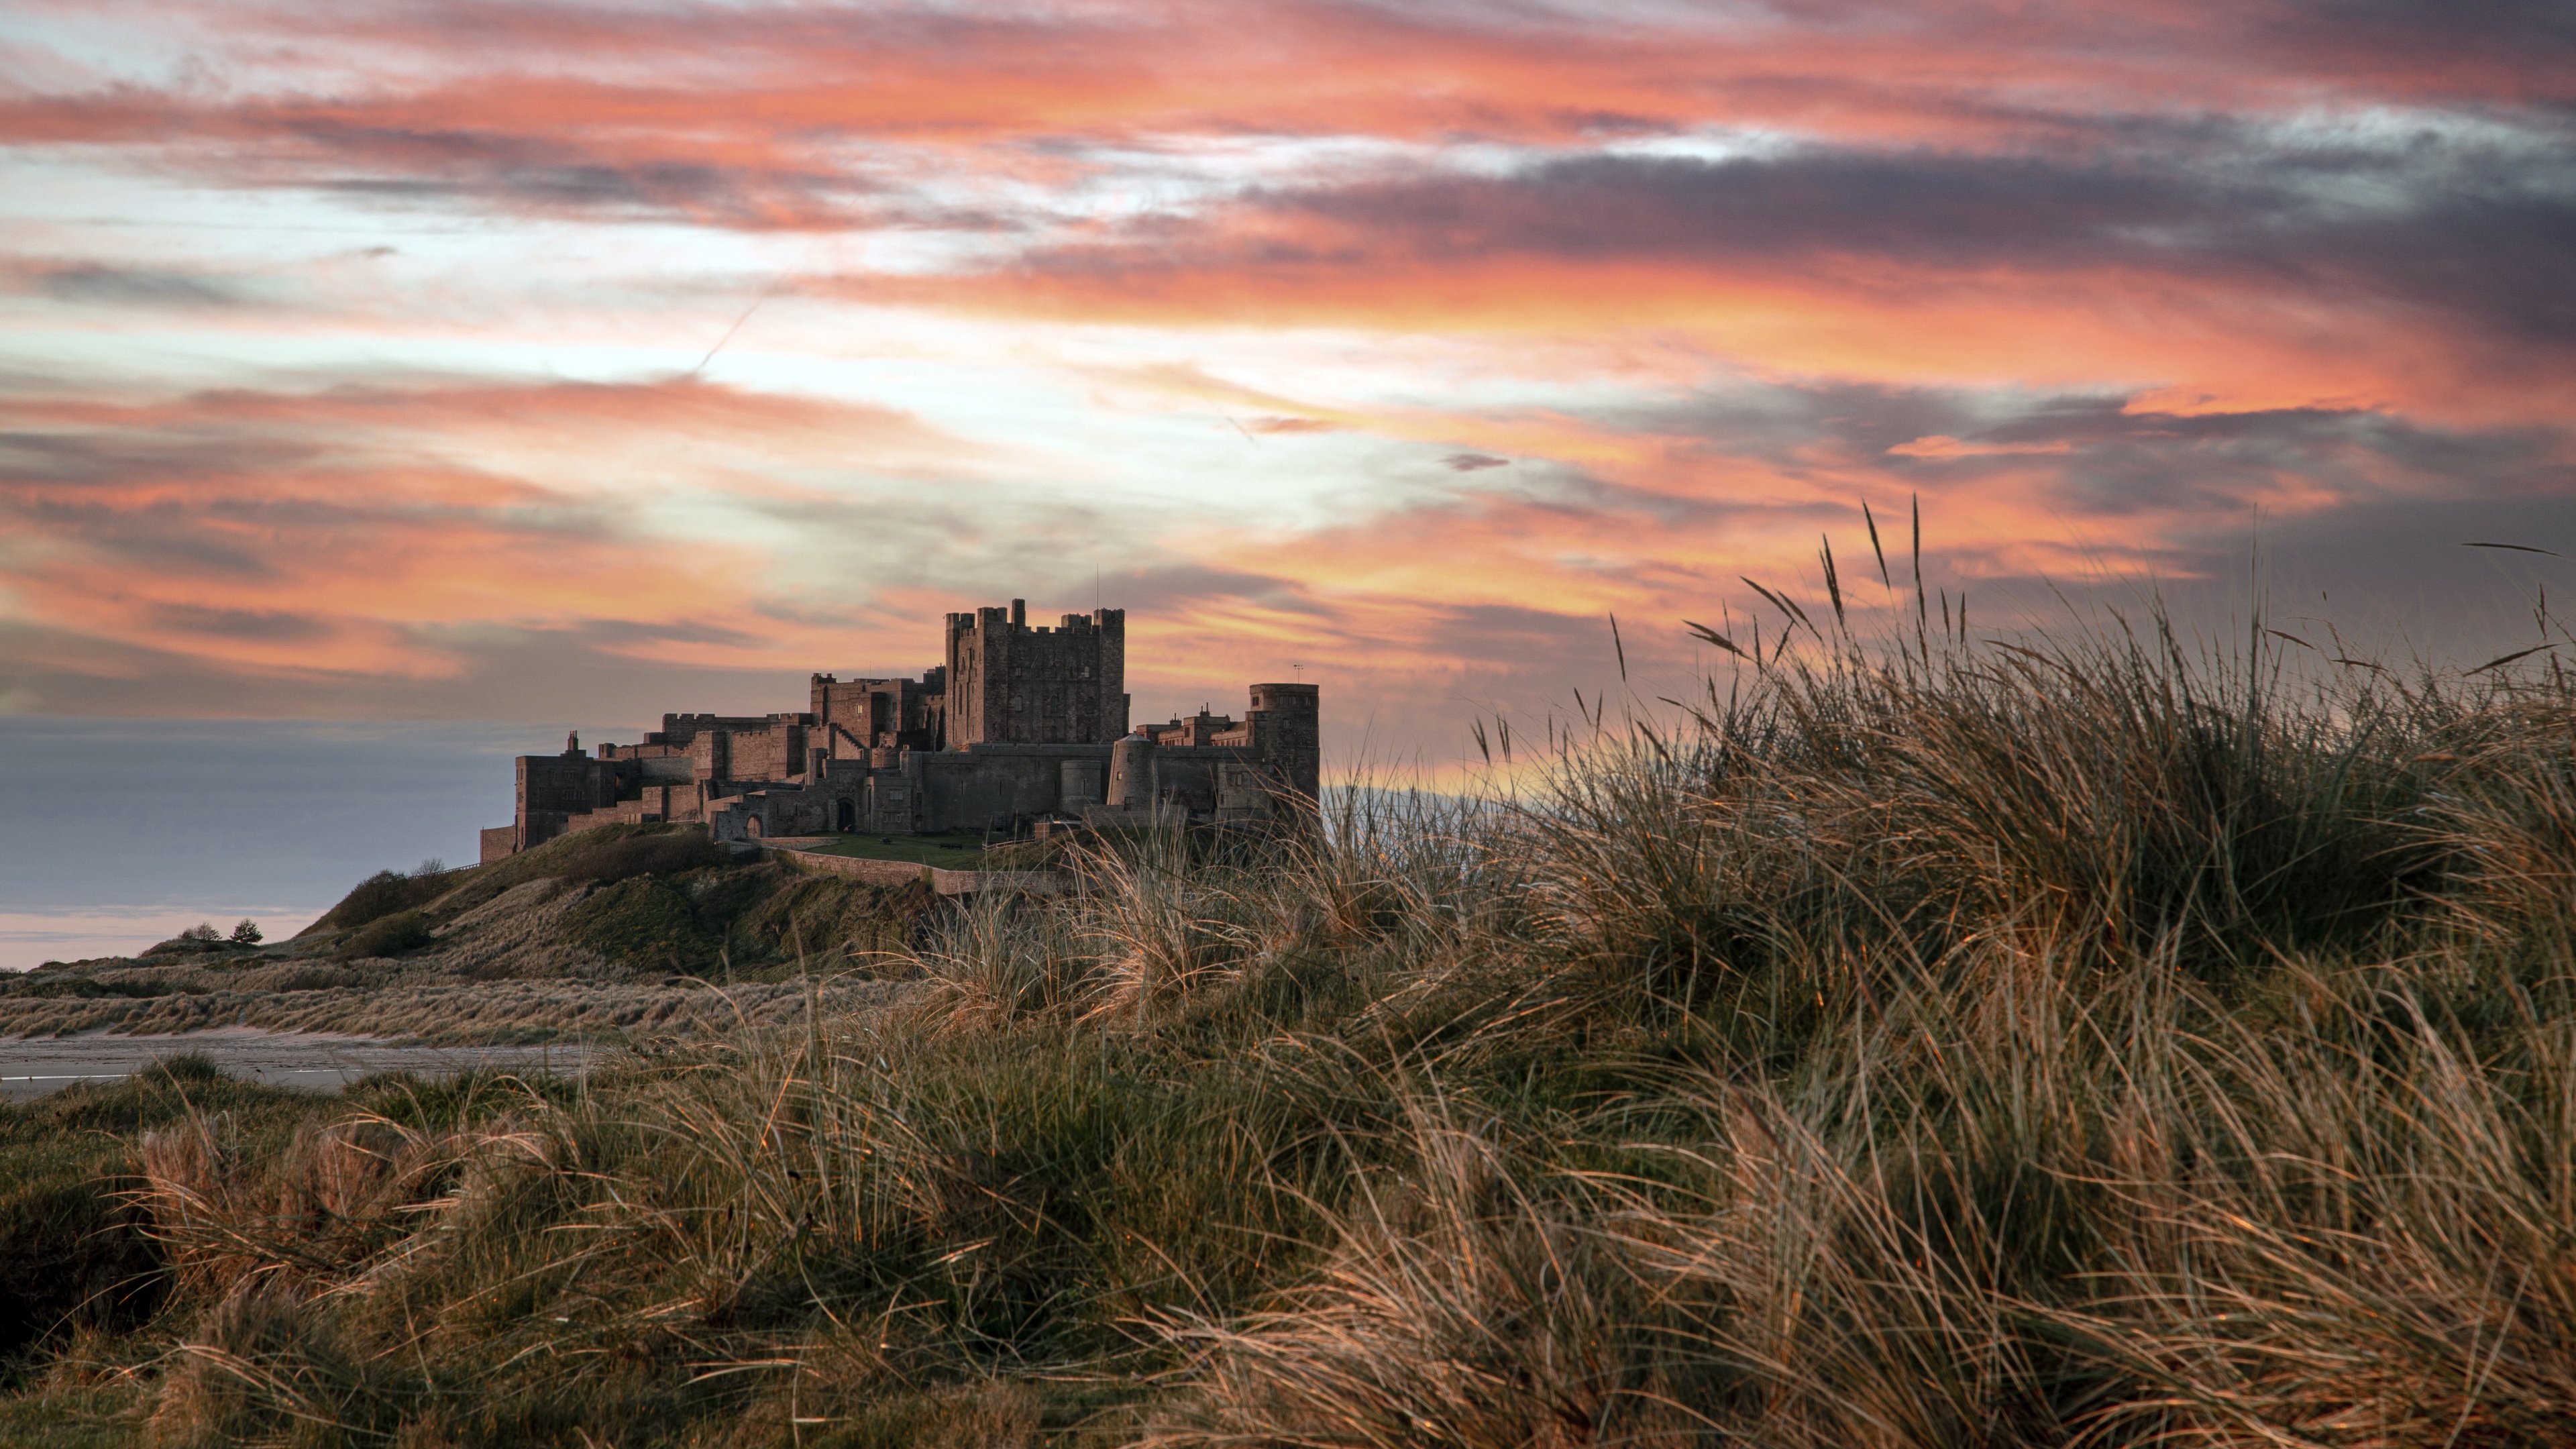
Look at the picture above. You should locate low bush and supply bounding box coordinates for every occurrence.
[547,828,729,885]
[336,910,434,961]
[0,1061,329,1377]
[724,869,934,966]
[560,878,715,973]
[0,1172,161,1364]
[304,869,457,936]
[420,824,732,922]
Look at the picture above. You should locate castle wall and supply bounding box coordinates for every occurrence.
[688,732,727,782]
[650,700,1301,843]
[895,733,1291,832]
[914,742,1113,830]
[600,741,687,762]
[619,713,818,785]
[811,673,943,756]
[483,602,1311,861]
[811,678,879,763]
[637,755,695,785]
[1131,746,1281,818]
[517,755,619,816]
[652,714,777,747]
[723,720,806,782]
[875,773,919,832]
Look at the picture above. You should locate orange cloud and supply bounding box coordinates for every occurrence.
[0,375,1012,692]
[1888,436,2076,459]
[873,238,2570,430]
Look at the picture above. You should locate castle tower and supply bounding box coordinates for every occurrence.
[810,672,945,759]
[1245,682,1320,803]
[943,602,1128,747]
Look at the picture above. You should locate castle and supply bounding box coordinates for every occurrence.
[480,600,1320,863]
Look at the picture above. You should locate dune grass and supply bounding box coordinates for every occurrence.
[11,607,2576,1445]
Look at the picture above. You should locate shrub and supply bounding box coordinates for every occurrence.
[421,824,733,924]
[549,828,729,885]
[307,870,452,936]
[152,1053,223,1085]
[725,868,934,967]
[0,1060,326,1372]
[143,1278,382,1449]
[227,919,261,945]
[561,879,713,972]
[337,910,433,960]
[0,1171,162,1361]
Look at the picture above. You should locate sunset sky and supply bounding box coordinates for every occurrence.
[3,1,2574,953]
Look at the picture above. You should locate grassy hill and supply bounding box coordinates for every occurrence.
[0,826,941,1044]
[6,617,2576,1446]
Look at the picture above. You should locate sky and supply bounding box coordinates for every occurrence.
[2,1,2573,959]
[0,716,521,967]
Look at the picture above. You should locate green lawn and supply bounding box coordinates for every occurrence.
[805,832,994,869]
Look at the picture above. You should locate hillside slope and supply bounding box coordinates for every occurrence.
[1,826,936,1044]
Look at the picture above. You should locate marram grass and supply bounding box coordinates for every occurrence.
[7,614,2576,1446]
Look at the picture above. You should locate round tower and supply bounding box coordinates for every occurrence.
[1245,683,1320,804]
[1108,731,1156,810]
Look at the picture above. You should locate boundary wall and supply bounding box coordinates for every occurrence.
[767,845,1069,897]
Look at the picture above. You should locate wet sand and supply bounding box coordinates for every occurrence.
[0,1026,590,1099]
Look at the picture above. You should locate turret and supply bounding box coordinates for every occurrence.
[1245,683,1320,804]
[1108,731,1156,810]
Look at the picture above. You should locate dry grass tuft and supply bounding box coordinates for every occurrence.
[144,1273,398,1449]
[1144,1103,1697,1449]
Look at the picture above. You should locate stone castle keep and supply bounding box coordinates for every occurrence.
[481,600,1320,863]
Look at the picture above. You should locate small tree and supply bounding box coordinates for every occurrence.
[179,922,220,942]
[230,918,263,945]
[413,858,447,878]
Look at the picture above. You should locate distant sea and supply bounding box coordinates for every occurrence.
[0,718,607,971]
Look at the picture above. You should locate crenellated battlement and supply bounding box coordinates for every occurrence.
[944,600,1128,749]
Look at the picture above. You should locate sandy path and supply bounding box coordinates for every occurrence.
[0,1025,590,1099]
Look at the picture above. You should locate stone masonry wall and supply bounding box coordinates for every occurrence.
[517,755,617,816]
[811,674,942,757]
[724,720,807,781]
[1244,682,1321,802]
[944,602,1127,747]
